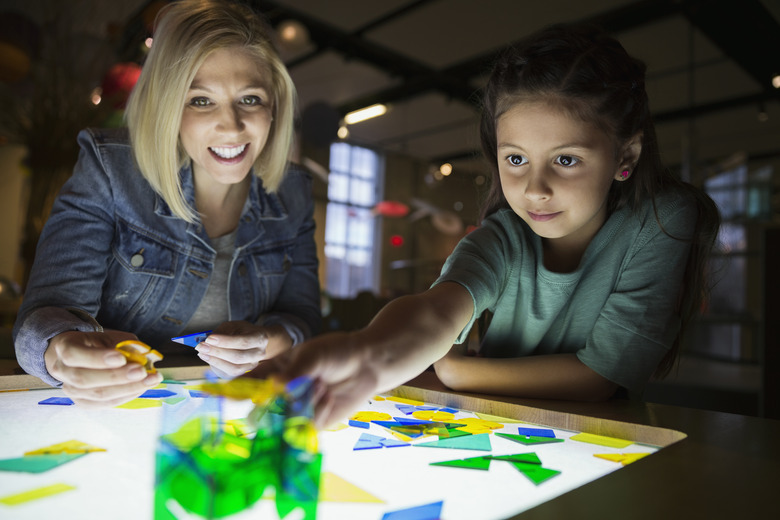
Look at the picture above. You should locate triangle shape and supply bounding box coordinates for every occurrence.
[511,462,561,485]
[431,456,492,471]
[319,472,385,503]
[490,452,541,465]
[496,433,564,446]
[414,433,492,451]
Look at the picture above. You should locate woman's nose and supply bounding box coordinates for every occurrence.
[217,105,245,133]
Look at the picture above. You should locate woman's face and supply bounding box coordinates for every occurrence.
[496,100,622,259]
[179,46,274,189]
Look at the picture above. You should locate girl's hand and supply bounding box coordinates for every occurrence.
[44,330,163,407]
[243,331,380,429]
[195,321,293,378]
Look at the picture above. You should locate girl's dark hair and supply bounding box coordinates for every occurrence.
[478,23,720,379]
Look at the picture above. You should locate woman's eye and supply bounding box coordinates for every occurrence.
[556,155,579,167]
[240,95,263,106]
[189,97,211,107]
[507,154,527,166]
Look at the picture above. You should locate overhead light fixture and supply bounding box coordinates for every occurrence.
[439,163,452,176]
[773,74,780,89]
[344,104,387,125]
[337,125,349,139]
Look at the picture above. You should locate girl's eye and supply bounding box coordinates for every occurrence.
[507,154,527,166]
[189,97,211,107]
[556,155,579,167]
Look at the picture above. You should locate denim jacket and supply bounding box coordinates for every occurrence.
[13,128,321,386]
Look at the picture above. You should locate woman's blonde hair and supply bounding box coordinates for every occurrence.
[125,0,296,222]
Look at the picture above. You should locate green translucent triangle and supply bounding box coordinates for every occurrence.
[430,456,492,470]
[415,433,492,451]
[511,462,561,485]
[496,433,565,446]
[489,452,541,465]
[438,428,471,439]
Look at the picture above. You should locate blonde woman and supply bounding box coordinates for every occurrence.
[13,0,320,406]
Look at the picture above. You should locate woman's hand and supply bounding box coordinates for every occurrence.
[45,330,163,407]
[195,320,293,378]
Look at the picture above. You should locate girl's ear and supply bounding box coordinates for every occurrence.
[615,132,643,181]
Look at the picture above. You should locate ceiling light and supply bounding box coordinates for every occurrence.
[344,104,387,125]
[439,163,452,176]
[773,74,780,89]
[337,125,349,139]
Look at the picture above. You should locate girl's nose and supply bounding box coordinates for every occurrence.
[524,168,552,201]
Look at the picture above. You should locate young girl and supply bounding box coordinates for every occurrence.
[246,23,720,426]
[13,0,321,406]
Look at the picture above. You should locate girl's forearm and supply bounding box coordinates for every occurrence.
[434,352,618,401]
[353,282,474,393]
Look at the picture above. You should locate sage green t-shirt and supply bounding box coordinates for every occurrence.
[433,190,696,394]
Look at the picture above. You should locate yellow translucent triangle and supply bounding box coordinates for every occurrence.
[387,396,424,406]
[594,452,651,465]
[25,440,106,456]
[0,483,76,505]
[116,398,163,410]
[475,412,525,424]
[570,432,633,448]
[320,472,385,503]
[323,422,348,432]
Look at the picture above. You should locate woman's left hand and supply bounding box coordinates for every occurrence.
[194,321,293,378]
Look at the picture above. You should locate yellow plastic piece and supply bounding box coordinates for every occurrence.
[25,440,106,456]
[194,377,285,404]
[0,483,76,505]
[350,411,392,422]
[115,340,163,374]
[594,452,651,465]
[570,432,633,448]
[412,410,455,422]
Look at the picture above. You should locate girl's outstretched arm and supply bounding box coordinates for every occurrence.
[434,351,618,401]
[245,282,473,427]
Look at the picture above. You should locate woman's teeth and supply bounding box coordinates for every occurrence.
[210,144,246,159]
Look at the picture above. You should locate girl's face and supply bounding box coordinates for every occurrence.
[496,100,624,262]
[179,46,274,190]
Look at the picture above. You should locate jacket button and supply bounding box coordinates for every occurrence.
[130,254,144,267]
[238,264,247,276]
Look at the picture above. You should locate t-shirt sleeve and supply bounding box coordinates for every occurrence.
[431,212,517,344]
[576,194,698,394]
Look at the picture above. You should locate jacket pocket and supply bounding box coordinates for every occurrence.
[112,219,178,277]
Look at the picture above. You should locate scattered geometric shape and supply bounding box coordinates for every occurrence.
[115,339,163,374]
[392,417,432,426]
[511,462,561,485]
[0,483,76,506]
[348,420,371,429]
[25,440,105,456]
[476,412,523,423]
[496,433,564,446]
[387,396,424,406]
[594,453,651,465]
[415,433,492,451]
[351,411,392,422]
[438,428,471,439]
[415,406,438,411]
[570,432,633,449]
[188,390,209,398]
[161,379,186,384]
[438,407,459,414]
[323,423,348,432]
[38,397,74,406]
[372,395,386,401]
[162,396,186,406]
[116,398,162,409]
[517,427,555,438]
[140,389,177,398]
[320,472,385,503]
[353,433,385,450]
[395,404,417,415]
[0,453,85,473]
[490,452,542,465]
[453,417,503,435]
[431,455,492,471]
[379,437,410,448]
[413,410,455,422]
[381,500,443,520]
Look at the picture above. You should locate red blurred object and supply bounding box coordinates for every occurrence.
[373,200,410,218]
[101,62,142,109]
[389,235,404,247]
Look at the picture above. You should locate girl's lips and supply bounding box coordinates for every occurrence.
[528,211,561,222]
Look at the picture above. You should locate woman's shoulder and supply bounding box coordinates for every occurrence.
[78,127,131,149]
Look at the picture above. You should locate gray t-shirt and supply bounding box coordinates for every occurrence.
[183,229,237,334]
[433,189,696,394]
